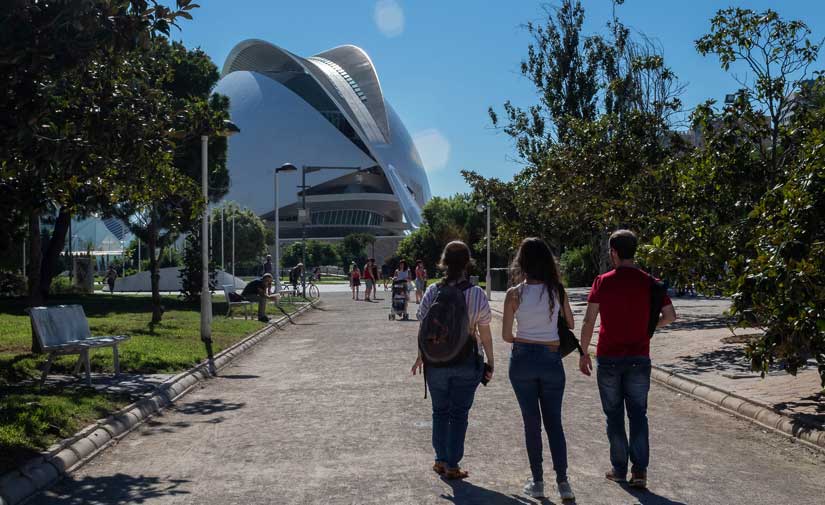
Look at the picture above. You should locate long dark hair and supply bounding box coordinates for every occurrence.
[438,241,473,283]
[510,237,562,317]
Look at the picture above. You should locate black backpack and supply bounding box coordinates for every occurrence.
[418,280,476,368]
[648,275,668,338]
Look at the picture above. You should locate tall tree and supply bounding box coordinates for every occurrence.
[111,39,230,323]
[470,0,683,272]
[0,0,193,317]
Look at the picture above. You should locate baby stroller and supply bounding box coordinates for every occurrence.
[389,279,410,320]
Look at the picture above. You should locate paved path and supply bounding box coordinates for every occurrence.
[36,293,824,504]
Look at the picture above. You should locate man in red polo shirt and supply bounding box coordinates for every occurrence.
[578,229,676,490]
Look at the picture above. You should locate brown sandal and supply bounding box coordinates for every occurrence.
[432,462,446,475]
[444,467,469,480]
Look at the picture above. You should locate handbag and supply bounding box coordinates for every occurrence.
[557,285,584,358]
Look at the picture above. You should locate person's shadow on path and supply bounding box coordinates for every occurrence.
[619,484,687,505]
[441,479,563,505]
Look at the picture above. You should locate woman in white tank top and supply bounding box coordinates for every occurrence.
[502,238,576,502]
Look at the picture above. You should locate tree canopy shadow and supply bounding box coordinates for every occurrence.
[173,398,245,416]
[39,473,190,504]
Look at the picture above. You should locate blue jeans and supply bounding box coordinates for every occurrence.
[427,353,482,469]
[508,343,568,483]
[596,356,651,476]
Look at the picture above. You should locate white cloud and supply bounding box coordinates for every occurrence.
[374,0,405,38]
[413,129,450,173]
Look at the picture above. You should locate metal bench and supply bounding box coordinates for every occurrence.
[223,284,251,319]
[28,305,131,386]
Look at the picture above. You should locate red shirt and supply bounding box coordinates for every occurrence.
[363,266,374,280]
[587,266,672,358]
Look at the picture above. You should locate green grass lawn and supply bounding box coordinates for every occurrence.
[0,292,308,473]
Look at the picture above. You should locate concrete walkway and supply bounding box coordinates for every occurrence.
[36,293,824,504]
[487,288,824,433]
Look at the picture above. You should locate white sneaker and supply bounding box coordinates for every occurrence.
[558,480,575,501]
[523,478,545,498]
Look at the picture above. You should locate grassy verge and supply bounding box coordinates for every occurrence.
[0,292,308,473]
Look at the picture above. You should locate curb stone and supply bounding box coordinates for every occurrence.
[488,308,825,454]
[0,299,320,505]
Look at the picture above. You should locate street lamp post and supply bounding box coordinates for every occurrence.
[477,203,492,300]
[231,213,235,280]
[200,121,239,375]
[274,163,298,294]
[220,206,225,271]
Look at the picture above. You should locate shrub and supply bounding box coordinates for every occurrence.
[559,245,598,287]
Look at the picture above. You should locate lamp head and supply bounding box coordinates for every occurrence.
[476,203,485,213]
[221,120,240,137]
[278,163,298,173]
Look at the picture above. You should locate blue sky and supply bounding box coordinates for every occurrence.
[170,0,825,197]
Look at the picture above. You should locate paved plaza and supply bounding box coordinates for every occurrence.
[35,293,824,505]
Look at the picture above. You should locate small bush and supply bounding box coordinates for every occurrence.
[560,245,598,287]
[0,271,25,296]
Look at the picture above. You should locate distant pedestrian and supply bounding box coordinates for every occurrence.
[502,238,576,501]
[105,266,117,294]
[313,266,321,281]
[289,263,304,294]
[412,240,494,480]
[381,262,391,291]
[578,230,677,490]
[370,261,380,299]
[262,255,273,293]
[363,258,375,302]
[350,263,361,300]
[395,260,411,299]
[414,259,427,304]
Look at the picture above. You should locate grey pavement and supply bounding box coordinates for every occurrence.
[35,293,824,505]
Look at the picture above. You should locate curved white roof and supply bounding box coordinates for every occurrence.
[218,39,431,229]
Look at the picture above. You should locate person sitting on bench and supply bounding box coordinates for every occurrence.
[241,273,278,322]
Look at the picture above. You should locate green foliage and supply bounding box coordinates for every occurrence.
[395,195,500,277]
[732,95,825,386]
[559,245,598,287]
[209,203,268,270]
[470,0,683,274]
[281,241,341,269]
[0,272,26,297]
[178,232,217,302]
[337,233,376,268]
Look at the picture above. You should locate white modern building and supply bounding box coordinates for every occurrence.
[214,39,432,239]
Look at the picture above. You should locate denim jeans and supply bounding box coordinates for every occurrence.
[508,342,568,483]
[596,356,652,476]
[426,353,482,469]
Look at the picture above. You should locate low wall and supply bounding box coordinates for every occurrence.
[113,267,246,292]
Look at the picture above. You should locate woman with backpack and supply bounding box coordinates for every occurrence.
[502,237,576,501]
[411,241,494,480]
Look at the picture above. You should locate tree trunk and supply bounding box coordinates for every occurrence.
[38,209,71,298]
[147,220,163,324]
[27,211,43,352]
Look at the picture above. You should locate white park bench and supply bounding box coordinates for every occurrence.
[28,305,131,386]
[223,284,251,319]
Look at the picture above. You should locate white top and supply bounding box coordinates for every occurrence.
[515,282,560,343]
[396,269,410,281]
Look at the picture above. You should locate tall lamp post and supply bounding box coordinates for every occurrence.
[201,120,239,375]
[476,203,492,301]
[297,165,363,297]
[274,163,298,294]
